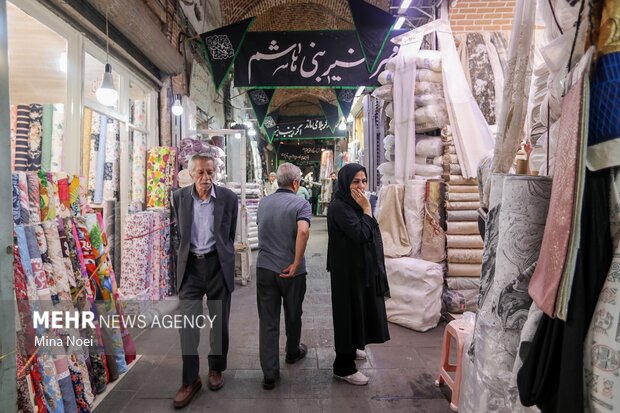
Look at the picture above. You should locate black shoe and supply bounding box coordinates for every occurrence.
[285,343,308,364]
[262,377,276,390]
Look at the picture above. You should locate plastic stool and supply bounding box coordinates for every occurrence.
[435,319,473,411]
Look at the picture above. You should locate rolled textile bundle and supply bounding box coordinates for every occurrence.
[372,84,393,101]
[416,68,443,83]
[448,262,482,277]
[385,102,393,118]
[415,105,448,129]
[376,184,412,258]
[446,277,480,290]
[446,201,480,210]
[415,163,443,177]
[447,210,479,221]
[450,164,462,175]
[417,50,442,72]
[447,248,483,264]
[415,137,443,157]
[449,175,477,185]
[447,234,484,249]
[415,94,446,108]
[442,288,478,313]
[378,70,394,85]
[421,180,446,263]
[447,192,480,202]
[447,221,480,235]
[444,154,459,164]
[415,81,443,95]
[404,180,427,258]
[446,146,457,155]
[447,184,479,193]
[416,155,443,166]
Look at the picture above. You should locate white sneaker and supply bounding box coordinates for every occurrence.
[355,349,367,360]
[333,371,369,385]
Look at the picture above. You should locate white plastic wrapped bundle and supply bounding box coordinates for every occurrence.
[404,179,427,258]
[416,68,443,83]
[415,136,443,157]
[415,105,449,130]
[415,155,443,166]
[372,84,393,101]
[416,50,442,72]
[378,70,395,85]
[414,163,443,177]
[385,102,394,118]
[415,81,443,95]
[385,57,397,71]
[385,257,444,332]
[415,94,446,108]
[378,162,396,185]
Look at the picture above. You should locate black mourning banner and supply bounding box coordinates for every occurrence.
[319,100,341,133]
[348,0,397,73]
[234,30,403,88]
[272,115,347,141]
[263,109,280,143]
[200,17,255,90]
[335,88,356,120]
[278,144,324,163]
[248,89,275,127]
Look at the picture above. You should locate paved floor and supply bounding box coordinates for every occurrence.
[94,217,452,412]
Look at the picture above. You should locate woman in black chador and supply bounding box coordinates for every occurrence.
[327,163,390,385]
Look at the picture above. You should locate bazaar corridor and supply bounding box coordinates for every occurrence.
[93,218,451,413]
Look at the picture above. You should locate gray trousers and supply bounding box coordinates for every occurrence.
[256,267,307,379]
[179,253,231,385]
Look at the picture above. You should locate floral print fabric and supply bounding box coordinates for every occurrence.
[146,147,178,209]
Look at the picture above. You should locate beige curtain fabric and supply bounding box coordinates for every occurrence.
[376,184,412,258]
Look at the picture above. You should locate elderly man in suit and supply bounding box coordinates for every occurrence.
[171,153,238,408]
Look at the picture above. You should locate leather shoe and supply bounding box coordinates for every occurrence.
[208,369,224,391]
[174,378,201,408]
[263,371,280,390]
[285,343,308,364]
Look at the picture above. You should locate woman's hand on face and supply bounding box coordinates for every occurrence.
[351,188,371,210]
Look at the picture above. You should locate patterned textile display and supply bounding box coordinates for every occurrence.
[27,173,40,224]
[41,104,53,171]
[447,263,481,277]
[463,175,551,412]
[467,33,496,125]
[447,221,479,235]
[447,210,479,221]
[447,277,480,290]
[404,180,427,258]
[94,116,108,204]
[27,104,43,172]
[447,235,483,249]
[38,171,56,222]
[50,104,64,172]
[15,105,31,171]
[446,201,480,210]
[421,180,447,263]
[146,147,178,209]
[584,170,620,412]
[529,76,588,319]
[131,131,146,204]
[11,105,17,170]
[376,184,412,258]
[448,248,483,264]
[446,192,479,202]
[103,119,120,201]
[82,108,92,181]
[88,112,101,203]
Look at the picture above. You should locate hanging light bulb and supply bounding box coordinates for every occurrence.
[347,113,354,123]
[248,128,257,137]
[96,6,117,107]
[338,120,347,131]
[171,94,184,116]
[234,133,241,139]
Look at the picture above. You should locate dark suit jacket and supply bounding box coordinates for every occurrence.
[172,184,239,293]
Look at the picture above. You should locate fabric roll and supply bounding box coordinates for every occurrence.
[68,175,81,217]
[103,119,120,200]
[56,174,71,219]
[449,175,478,185]
[447,235,483,249]
[38,171,56,221]
[41,104,53,171]
[88,112,100,203]
[121,212,153,298]
[421,180,447,263]
[483,32,505,125]
[146,147,178,209]
[50,104,64,172]
[491,32,509,73]
[404,180,427,258]
[529,76,587,318]
[12,174,21,225]
[415,137,443,158]
[26,173,40,223]
[94,115,108,204]
[82,108,92,181]
[467,33,496,125]
[446,277,480,290]
[131,131,146,203]
[415,155,443,166]
[15,105,30,171]
[448,263,482,277]
[18,173,30,225]
[27,104,43,171]
[447,146,457,155]
[448,248,483,264]
[447,221,479,235]
[447,184,479,193]
[376,184,412,258]
[151,212,163,300]
[447,192,480,202]
[446,201,480,210]
[417,50,442,72]
[447,210,479,221]
[10,105,17,171]
[446,153,458,164]
[450,164,462,175]
[103,201,117,275]
[442,288,478,313]
[133,100,146,129]
[47,173,61,221]
[414,163,443,177]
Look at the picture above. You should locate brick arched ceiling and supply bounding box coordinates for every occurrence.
[222,0,390,117]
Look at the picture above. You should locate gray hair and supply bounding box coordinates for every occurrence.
[269,172,276,177]
[276,163,301,188]
[188,153,215,174]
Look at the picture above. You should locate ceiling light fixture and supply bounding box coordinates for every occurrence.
[355,86,365,97]
[96,5,118,107]
[248,128,257,137]
[338,120,347,131]
[399,0,413,14]
[347,114,354,123]
[171,94,184,116]
[394,16,406,30]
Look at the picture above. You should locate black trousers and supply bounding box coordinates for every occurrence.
[333,351,356,377]
[256,267,307,379]
[179,253,231,385]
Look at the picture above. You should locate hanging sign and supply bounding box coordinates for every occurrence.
[263,109,280,143]
[248,89,275,127]
[319,100,341,133]
[335,88,356,119]
[234,30,403,88]
[272,115,347,141]
[278,144,324,163]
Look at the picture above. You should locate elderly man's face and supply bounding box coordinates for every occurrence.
[269,175,276,182]
[191,158,215,196]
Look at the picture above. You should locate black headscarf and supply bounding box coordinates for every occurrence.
[334,163,367,213]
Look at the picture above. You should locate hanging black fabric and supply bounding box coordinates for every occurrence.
[335,88,356,120]
[263,109,280,143]
[319,100,341,133]
[348,0,397,73]
[272,115,346,141]
[200,17,255,90]
[517,169,613,412]
[248,89,275,127]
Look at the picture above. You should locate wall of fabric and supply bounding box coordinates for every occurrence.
[146,147,178,209]
[11,104,64,173]
[12,171,136,413]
